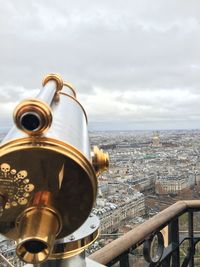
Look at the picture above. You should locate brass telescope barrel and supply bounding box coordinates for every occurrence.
[0,74,108,264]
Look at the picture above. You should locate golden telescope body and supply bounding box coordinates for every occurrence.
[0,74,108,264]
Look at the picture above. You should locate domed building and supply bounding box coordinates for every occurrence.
[152,131,162,147]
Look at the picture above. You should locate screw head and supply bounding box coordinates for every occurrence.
[90,224,96,229]
[69,235,75,241]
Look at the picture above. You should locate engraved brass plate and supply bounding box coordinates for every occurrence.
[0,163,34,209]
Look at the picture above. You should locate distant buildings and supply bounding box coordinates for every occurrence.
[93,190,145,234]
[90,130,200,238]
[155,175,187,195]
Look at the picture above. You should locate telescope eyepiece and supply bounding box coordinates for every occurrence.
[13,99,52,135]
[20,112,41,132]
[22,240,48,254]
[16,191,62,264]
[17,238,50,263]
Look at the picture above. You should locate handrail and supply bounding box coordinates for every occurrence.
[89,200,200,265]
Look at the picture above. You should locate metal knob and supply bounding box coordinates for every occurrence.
[92,146,109,176]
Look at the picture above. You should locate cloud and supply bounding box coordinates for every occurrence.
[80,87,200,122]
[1,0,200,129]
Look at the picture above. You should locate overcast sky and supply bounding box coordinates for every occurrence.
[1,0,200,131]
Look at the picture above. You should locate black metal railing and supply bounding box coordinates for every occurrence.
[89,200,200,267]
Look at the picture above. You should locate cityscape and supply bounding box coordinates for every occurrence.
[89,130,200,251]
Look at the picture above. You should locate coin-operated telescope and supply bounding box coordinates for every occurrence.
[0,74,109,265]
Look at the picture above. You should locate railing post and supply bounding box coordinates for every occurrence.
[120,252,129,267]
[188,211,194,267]
[168,218,180,267]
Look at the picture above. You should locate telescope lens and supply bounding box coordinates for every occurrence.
[23,240,47,254]
[20,112,41,131]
